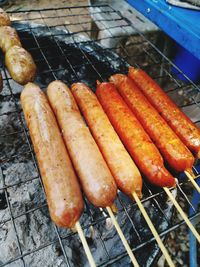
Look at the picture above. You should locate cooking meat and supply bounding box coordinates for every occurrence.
[21,83,84,228]
[128,66,200,158]
[96,82,175,188]
[71,82,142,198]
[110,74,194,173]
[47,80,117,207]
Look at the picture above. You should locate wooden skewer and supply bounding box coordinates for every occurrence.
[110,203,118,214]
[163,187,200,243]
[132,192,175,267]
[75,221,96,267]
[106,206,140,267]
[184,171,200,194]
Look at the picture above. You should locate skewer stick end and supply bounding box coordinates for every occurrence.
[106,206,140,267]
[75,221,97,267]
[164,187,200,243]
[96,80,101,86]
[71,225,77,233]
[132,191,175,267]
[185,168,195,178]
[110,203,118,214]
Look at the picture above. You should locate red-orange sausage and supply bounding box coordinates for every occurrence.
[21,83,84,228]
[96,82,175,188]
[129,66,200,158]
[71,82,142,198]
[47,81,117,208]
[110,74,194,173]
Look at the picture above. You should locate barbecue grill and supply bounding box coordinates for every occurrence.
[0,3,200,267]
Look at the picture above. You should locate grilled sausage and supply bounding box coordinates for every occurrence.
[0,8,11,26]
[0,72,2,92]
[96,82,175,188]
[21,83,84,228]
[110,74,194,173]
[71,82,142,198]
[5,46,36,85]
[47,81,117,207]
[0,26,21,53]
[128,67,200,158]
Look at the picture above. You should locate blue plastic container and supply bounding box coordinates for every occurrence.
[172,44,200,83]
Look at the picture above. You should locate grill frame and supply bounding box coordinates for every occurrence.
[0,4,200,267]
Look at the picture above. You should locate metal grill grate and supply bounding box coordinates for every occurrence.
[0,4,200,267]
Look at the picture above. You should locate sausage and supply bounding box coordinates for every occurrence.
[0,8,11,26]
[128,67,200,158]
[96,82,175,188]
[21,83,84,228]
[0,72,2,92]
[71,82,142,198]
[110,74,194,173]
[5,46,36,85]
[47,81,117,207]
[0,26,21,53]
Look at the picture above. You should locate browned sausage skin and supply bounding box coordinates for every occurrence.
[128,67,200,158]
[110,74,195,173]
[0,26,21,53]
[21,83,84,228]
[71,82,142,198]
[0,8,11,26]
[5,46,36,85]
[47,81,117,208]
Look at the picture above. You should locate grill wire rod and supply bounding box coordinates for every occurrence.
[164,186,200,243]
[75,221,97,267]
[185,171,200,194]
[0,4,200,267]
[106,206,140,267]
[133,192,175,267]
